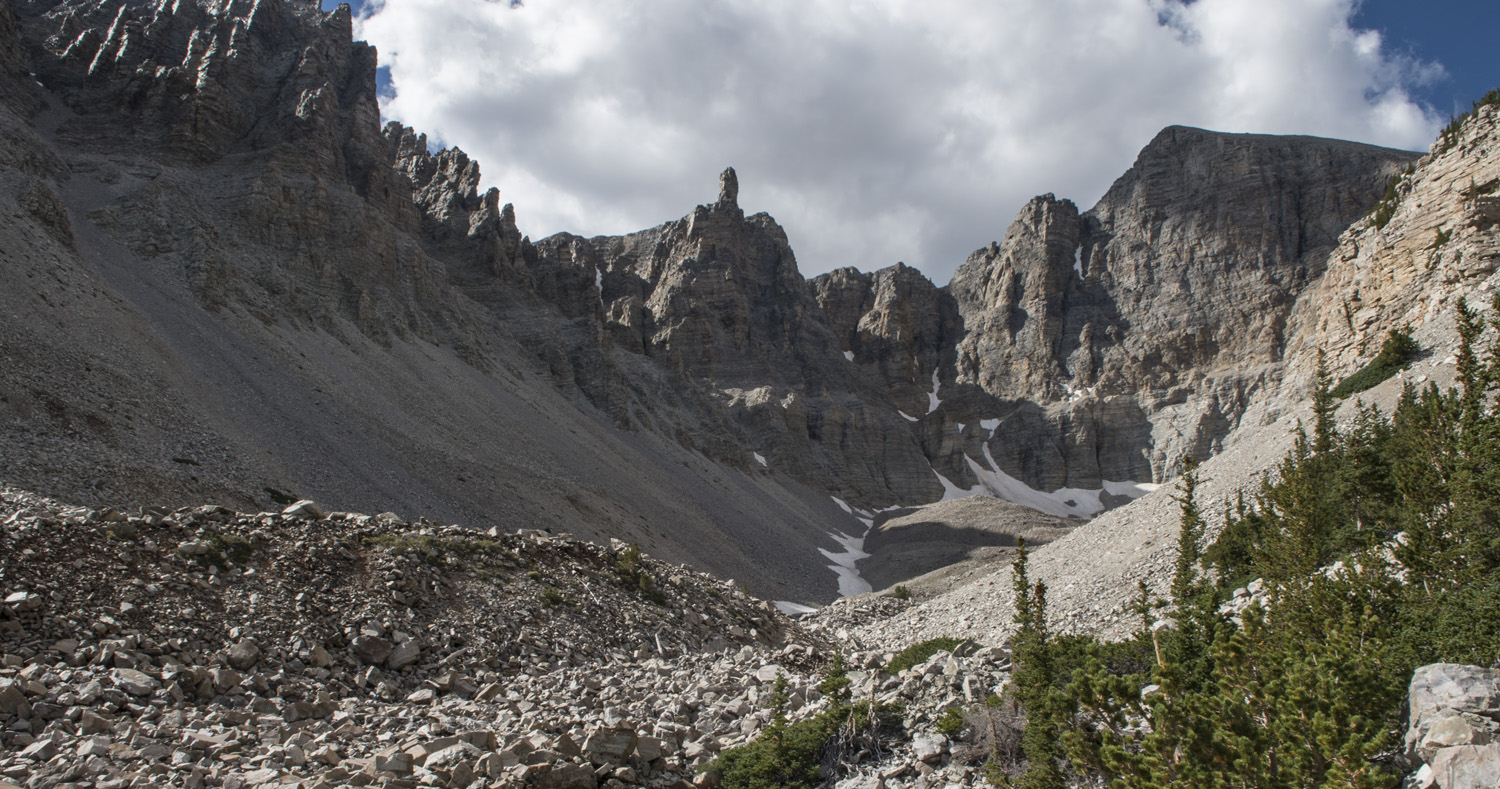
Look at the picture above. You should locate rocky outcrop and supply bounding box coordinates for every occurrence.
[384,122,531,289]
[952,194,1085,402]
[1405,664,1500,789]
[0,0,40,116]
[1286,102,1500,391]
[17,0,377,169]
[811,262,959,420]
[526,172,945,505]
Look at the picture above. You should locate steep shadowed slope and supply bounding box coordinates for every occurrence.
[0,0,865,605]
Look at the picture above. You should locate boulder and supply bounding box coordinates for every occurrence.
[912,734,946,763]
[351,635,393,666]
[281,500,326,520]
[3,591,41,613]
[1430,744,1500,789]
[0,679,29,718]
[423,741,483,772]
[227,639,261,671]
[1408,664,1500,761]
[113,668,160,697]
[1418,713,1493,763]
[584,727,638,766]
[177,540,211,556]
[536,763,598,789]
[387,640,421,670]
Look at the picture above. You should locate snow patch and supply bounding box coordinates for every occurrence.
[955,423,965,433]
[820,528,873,596]
[843,350,855,362]
[898,410,919,422]
[1073,245,1083,278]
[774,601,819,616]
[929,444,1158,520]
[594,268,604,303]
[1102,480,1159,499]
[967,447,1093,518]
[927,369,943,414]
[980,418,1001,434]
[753,452,768,467]
[932,468,974,502]
[822,496,877,596]
[1062,383,1097,404]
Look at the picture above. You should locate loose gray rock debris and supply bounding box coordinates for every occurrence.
[0,486,1042,788]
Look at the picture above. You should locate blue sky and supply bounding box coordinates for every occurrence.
[1352,0,1498,118]
[324,0,1497,283]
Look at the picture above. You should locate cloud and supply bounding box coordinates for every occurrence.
[355,0,1443,284]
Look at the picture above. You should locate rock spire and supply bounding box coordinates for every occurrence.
[717,166,738,207]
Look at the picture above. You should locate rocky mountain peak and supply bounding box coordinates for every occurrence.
[934,127,1420,487]
[951,193,1083,402]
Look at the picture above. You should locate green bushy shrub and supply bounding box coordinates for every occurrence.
[1331,328,1418,398]
[888,637,964,674]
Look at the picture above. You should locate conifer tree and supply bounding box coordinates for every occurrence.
[1009,540,1065,789]
[1313,350,1338,455]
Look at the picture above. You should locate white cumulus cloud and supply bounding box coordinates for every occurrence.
[356,0,1444,284]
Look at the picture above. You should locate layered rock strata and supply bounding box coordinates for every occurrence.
[1286,102,1500,388]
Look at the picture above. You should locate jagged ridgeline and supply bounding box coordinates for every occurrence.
[0,0,1425,603]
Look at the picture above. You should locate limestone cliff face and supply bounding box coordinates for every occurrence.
[524,174,944,505]
[384,122,530,290]
[1080,127,1414,388]
[1286,103,1500,390]
[0,0,41,116]
[806,129,1415,492]
[940,127,1417,486]
[811,262,958,420]
[951,194,1084,402]
[19,0,376,169]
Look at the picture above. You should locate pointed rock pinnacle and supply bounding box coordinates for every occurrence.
[718,167,738,207]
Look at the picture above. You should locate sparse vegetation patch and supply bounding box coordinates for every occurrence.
[1331,328,1419,398]
[887,636,965,674]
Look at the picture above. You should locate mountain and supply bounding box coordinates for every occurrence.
[819,127,1416,498]
[857,96,1500,648]
[0,0,1422,606]
[6,2,1500,786]
[0,0,854,605]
